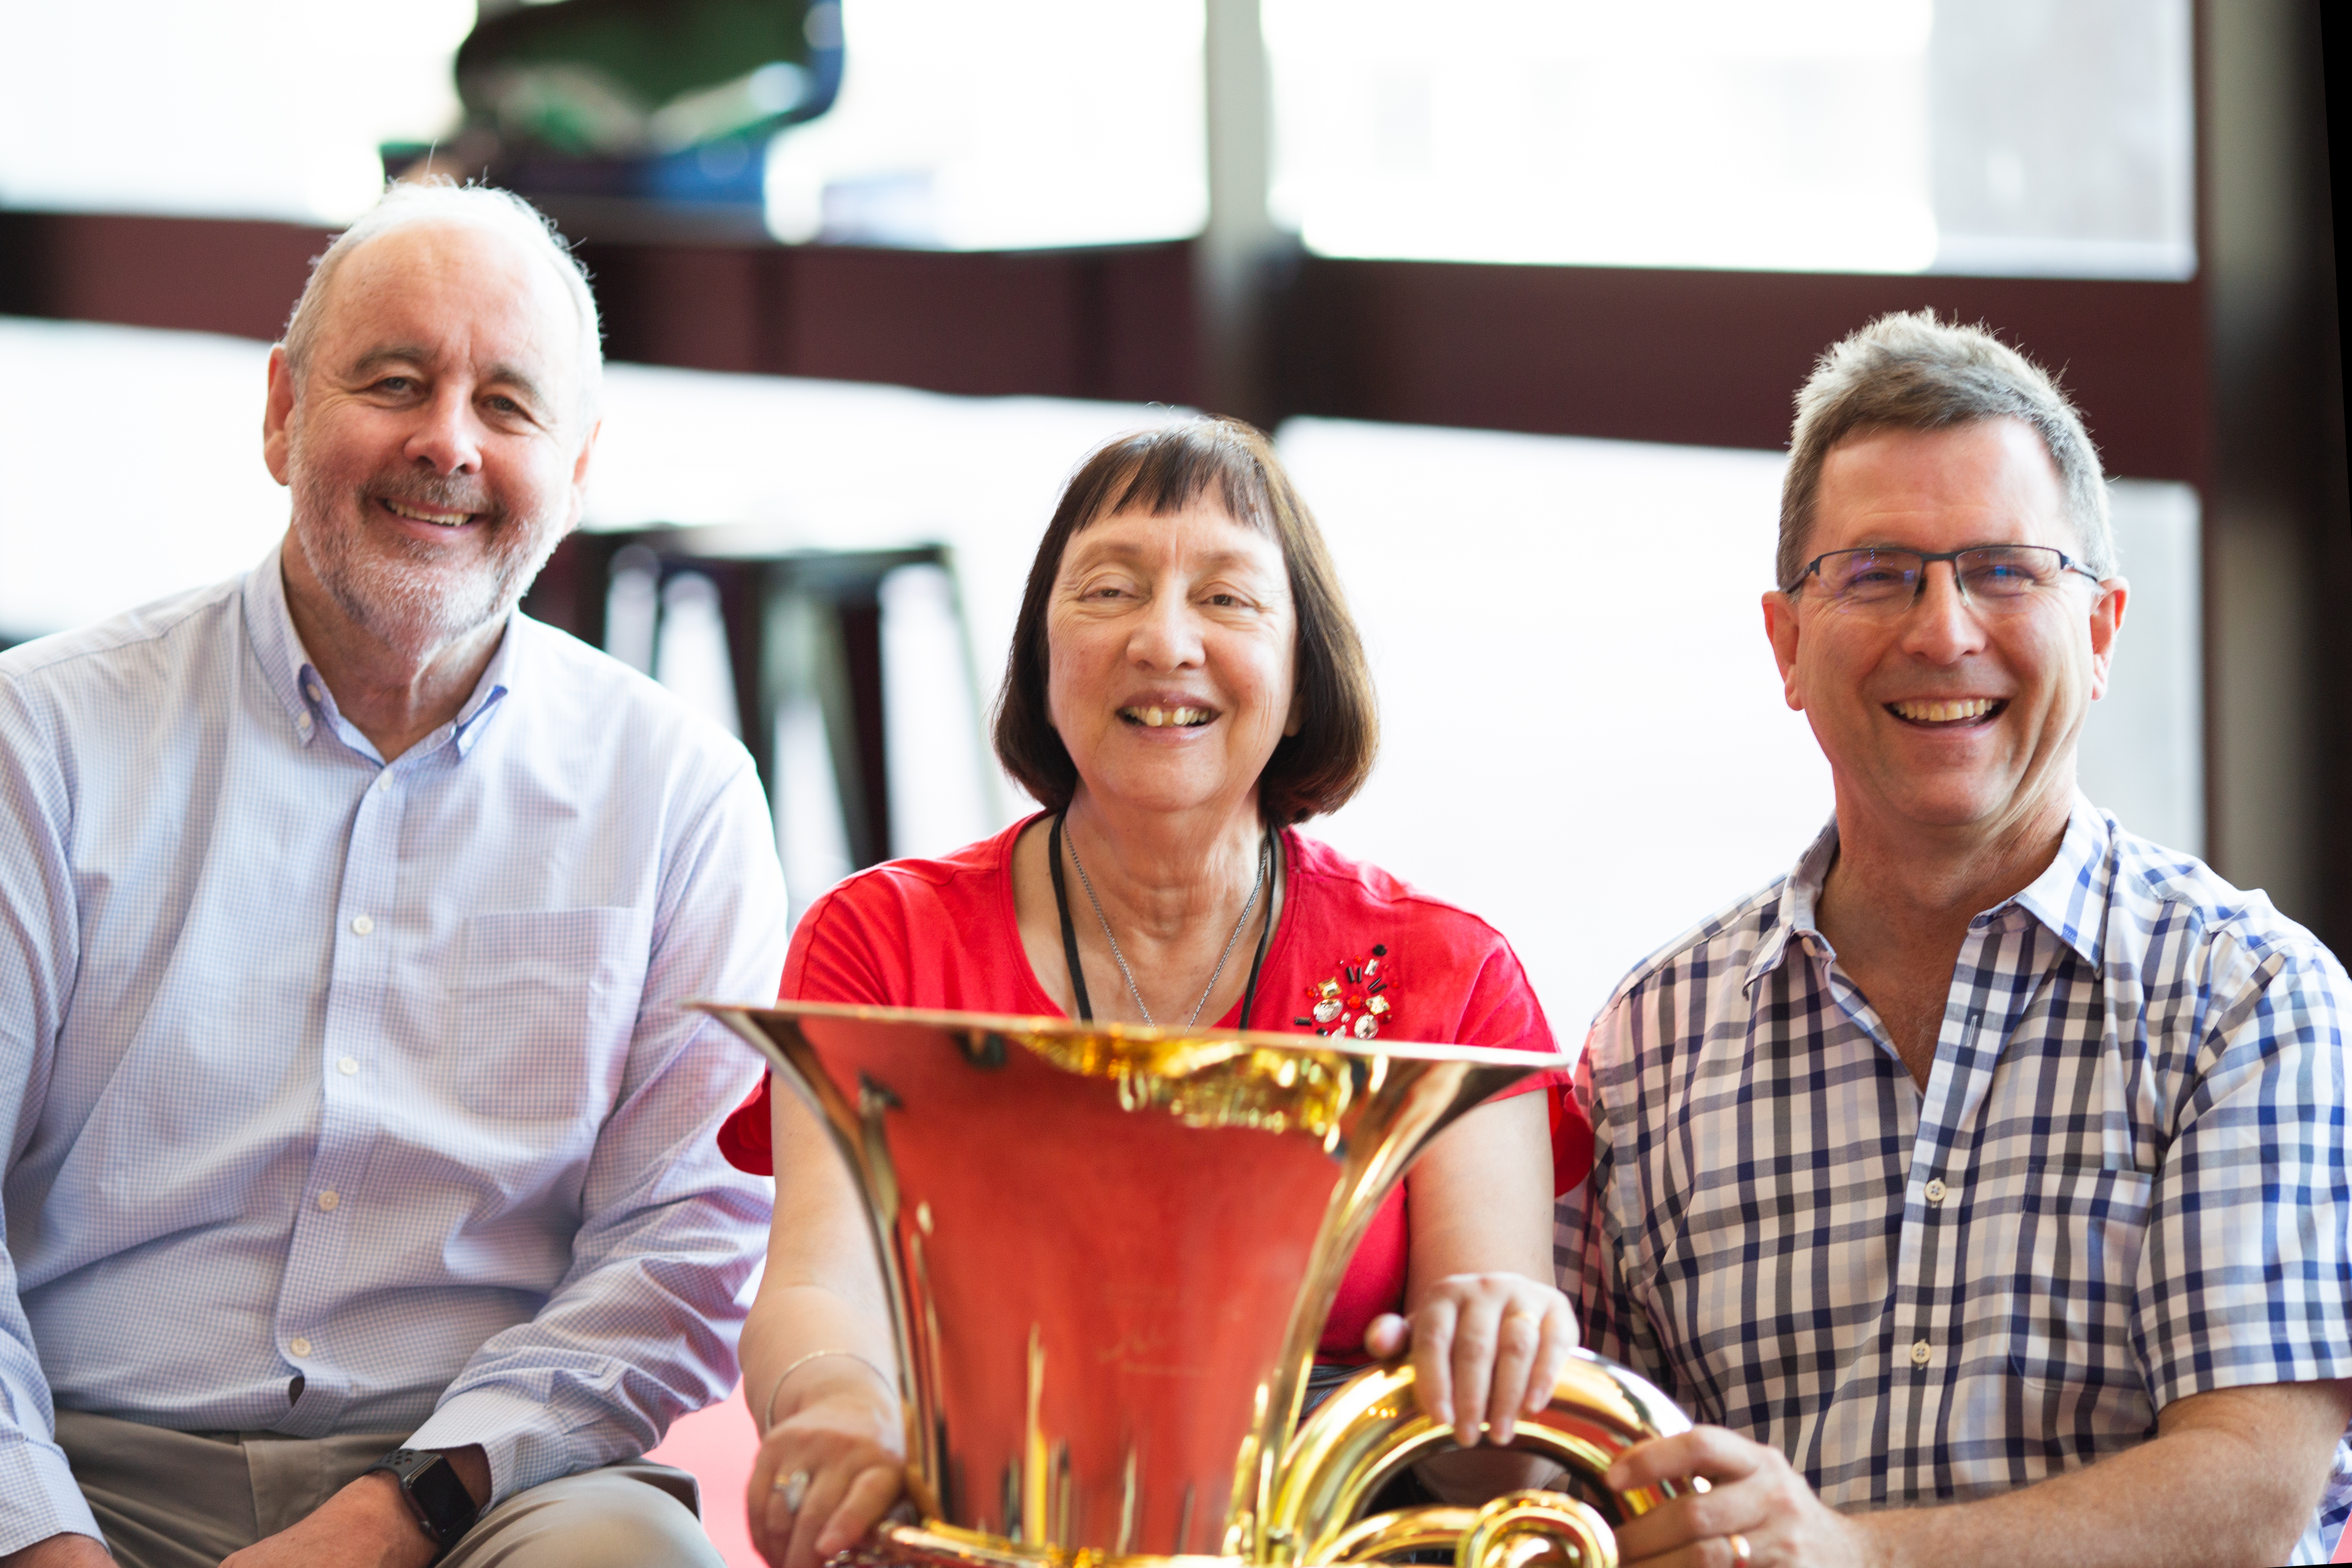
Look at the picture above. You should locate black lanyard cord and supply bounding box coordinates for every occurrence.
[1048,811,1095,1022]
[1049,812,1279,1030]
[1235,827,1275,1030]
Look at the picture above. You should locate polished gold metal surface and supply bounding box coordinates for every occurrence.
[703,999,1687,1568]
[1453,1492,1616,1568]
[1313,1492,1614,1568]
[1313,1506,1481,1563]
[1012,1029,1360,1142]
[1266,1354,1691,1565]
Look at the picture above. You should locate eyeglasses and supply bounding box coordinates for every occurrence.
[1786,545,2102,615]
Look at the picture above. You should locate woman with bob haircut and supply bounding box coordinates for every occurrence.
[719,416,1585,1568]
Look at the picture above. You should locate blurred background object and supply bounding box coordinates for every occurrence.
[403,0,846,238]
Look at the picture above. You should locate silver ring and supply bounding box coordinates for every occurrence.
[776,1468,812,1513]
[1729,1532,1752,1567]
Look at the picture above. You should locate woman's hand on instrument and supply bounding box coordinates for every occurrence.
[748,1364,907,1568]
[1364,1271,1578,1447]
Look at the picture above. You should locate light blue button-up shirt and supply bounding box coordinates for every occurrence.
[0,546,788,1549]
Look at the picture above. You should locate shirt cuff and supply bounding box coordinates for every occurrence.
[408,1386,595,1509]
[0,1435,103,1557]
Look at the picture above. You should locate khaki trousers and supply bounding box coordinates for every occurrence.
[55,1410,726,1568]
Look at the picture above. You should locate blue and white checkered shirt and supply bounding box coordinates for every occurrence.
[0,546,788,1552]
[1557,797,2352,1562]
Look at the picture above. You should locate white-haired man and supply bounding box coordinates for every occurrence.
[0,182,785,1566]
[1557,313,2352,1565]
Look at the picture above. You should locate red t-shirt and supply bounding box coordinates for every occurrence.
[720,816,1589,1357]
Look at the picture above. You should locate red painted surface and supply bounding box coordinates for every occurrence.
[794,1009,1345,1555]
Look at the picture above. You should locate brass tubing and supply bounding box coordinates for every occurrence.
[1267,1355,1692,1567]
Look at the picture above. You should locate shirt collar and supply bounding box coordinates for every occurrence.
[1747,816,1841,989]
[242,538,519,761]
[2007,792,2113,966]
[1746,790,2112,990]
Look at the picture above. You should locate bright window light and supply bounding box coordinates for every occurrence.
[763,0,1208,249]
[1264,0,2194,279]
[0,0,473,225]
[0,0,1207,250]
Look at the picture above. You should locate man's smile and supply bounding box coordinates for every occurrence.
[379,496,478,528]
[1885,697,2006,726]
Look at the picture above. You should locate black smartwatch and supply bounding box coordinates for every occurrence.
[366,1448,481,1554]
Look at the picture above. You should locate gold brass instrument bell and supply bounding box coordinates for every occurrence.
[705,1001,1694,1568]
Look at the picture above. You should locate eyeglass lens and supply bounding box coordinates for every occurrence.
[1816,546,2067,610]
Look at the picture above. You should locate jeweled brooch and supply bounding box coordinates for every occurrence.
[1295,945,1394,1040]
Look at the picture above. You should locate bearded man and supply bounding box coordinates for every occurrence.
[0,182,786,1566]
[1558,313,2352,1567]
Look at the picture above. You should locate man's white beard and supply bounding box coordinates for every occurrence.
[288,452,565,655]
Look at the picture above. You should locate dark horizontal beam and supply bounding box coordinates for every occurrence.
[0,209,2205,483]
[0,210,1202,407]
[1271,257,2208,486]
[579,237,1202,405]
[0,211,332,344]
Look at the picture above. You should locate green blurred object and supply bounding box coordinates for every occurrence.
[453,0,842,159]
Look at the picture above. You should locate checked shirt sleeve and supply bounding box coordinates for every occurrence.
[2133,921,2352,1412]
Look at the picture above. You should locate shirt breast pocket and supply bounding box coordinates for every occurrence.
[2004,1162,2155,1395]
[455,908,653,1122]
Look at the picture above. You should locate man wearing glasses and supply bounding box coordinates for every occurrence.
[1557,312,2352,1566]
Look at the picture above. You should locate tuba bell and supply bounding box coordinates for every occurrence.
[706,1001,1694,1568]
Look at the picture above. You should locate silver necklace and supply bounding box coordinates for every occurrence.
[1065,824,1268,1029]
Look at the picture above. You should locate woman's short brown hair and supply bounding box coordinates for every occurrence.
[991,416,1378,826]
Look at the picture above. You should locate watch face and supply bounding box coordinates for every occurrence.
[389,1451,479,1542]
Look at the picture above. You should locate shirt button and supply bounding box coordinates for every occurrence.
[289,1337,313,1358]
[351,915,373,936]
[337,1057,359,1076]
[374,774,392,793]
[295,712,313,731]
[317,1191,339,1212]
[1924,1179,1948,1204]
[305,683,323,704]
[1909,1339,1933,1366]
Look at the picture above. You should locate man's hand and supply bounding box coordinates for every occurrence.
[0,1533,113,1566]
[216,1473,434,1568]
[219,1446,490,1568]
[1608,1427,1871,1568]
[1605,1380,2352,1568]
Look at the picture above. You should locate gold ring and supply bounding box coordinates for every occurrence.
[1729,1532,1752,1567]
[776,1469,812,1513]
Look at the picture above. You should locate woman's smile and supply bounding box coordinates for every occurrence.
[1117,699,1220,729]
